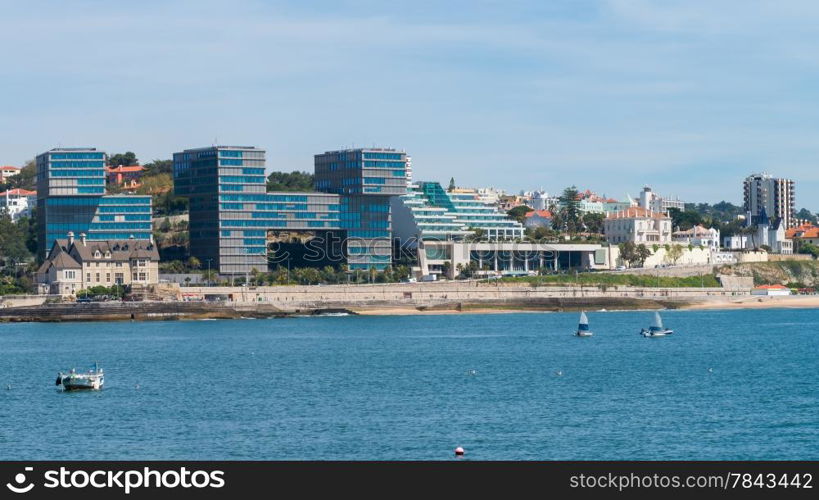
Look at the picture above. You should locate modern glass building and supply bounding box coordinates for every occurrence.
[391,181,524,245]
[36,148,152,258]
[173,146,408,275]
[314,148,407,270]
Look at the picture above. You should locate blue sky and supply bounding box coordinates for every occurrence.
[2,0,819,210]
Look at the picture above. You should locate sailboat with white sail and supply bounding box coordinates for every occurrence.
[575,311,593,337]
[641,311,673,337]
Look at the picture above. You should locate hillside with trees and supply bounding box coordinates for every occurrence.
[266,171,314,191]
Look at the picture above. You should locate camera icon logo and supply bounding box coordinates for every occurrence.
[6,467,35,494]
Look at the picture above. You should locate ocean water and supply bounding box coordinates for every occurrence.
[0,308,817,460]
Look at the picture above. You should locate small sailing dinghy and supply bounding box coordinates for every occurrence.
[56,363,104,391]
[641,312,673,337]
[575,311,593,337]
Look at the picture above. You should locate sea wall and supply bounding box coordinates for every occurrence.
[0,281,755,322]
[0,295,56,308]
[180,281,747,311]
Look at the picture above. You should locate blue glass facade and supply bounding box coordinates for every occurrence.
[174,146,408,274]
[36,148,153,258]
[314,149,407,270]
[174,146,343,275]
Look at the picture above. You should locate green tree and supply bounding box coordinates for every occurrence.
[321,265,337,283]
[448,177,456,191]
[526,226,556,241]
[1,160,36,191]
[666,244,684,265]
[582,212,604,234]
[798,242,819,258]
[507,205,533,224]
[465,227,487,241]
[187,256,201,270]
[559,186,582,234]
[107,151,138,167]
[136,173,172,195]
[796,208,817,224]
[266,171,314,192]
[0,212,32,265]
[667,207,703,231]
[635,244,652,267]
[142,159,172,176]
[201,269,217,285]
[618,241,637,268]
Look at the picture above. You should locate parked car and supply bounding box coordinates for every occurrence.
[76,297,92,304]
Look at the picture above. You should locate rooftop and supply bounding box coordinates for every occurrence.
[0,188,36,196]
[606,207,670,220]
[525,210,553,218]
[785,223,819,239]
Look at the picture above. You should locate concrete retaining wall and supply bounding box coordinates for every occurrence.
[768,254,814,262]
[180,281,748,311]
[0,295,58,308]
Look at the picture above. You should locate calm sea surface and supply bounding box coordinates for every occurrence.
[1,309,817,460]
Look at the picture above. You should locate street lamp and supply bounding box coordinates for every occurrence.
[206,258,212,287]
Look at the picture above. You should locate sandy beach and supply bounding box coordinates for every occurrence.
[352,295,819,315]
[682,295,819,310]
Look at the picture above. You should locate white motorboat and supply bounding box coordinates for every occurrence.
[575,311,593,337]
[56,363,104,391]
[641,312,673,337]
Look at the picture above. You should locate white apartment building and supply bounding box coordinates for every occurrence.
[604,207,672,244]
[743,173,795,229]
[0,188,36,221]
[638,186,686,213]
[672,225,721,251]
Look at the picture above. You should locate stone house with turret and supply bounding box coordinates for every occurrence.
[36,232,160,296]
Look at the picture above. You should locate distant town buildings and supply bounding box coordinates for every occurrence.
[638,186,685,213]
[529,190,548,210]
[15,140,814,287]
[786,223,819,246]
[0,165,21,182]
[743,173,795,229]
[603,207,672,245]
[35,148,152,259]
[523,210,553,229]
[37,232,159,296]
[672,224,721,251]
[106,164,145,191]
[0,188,36,221]
[723,208,793,254]
[722,235,750,251]
[476,187,505,205]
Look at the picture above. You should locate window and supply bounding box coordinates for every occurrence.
[95,273,100,282]
[132,273,138,281]
[138,273,147,281]
[115,273,123,284]
[106,273,110,282]
[64,270,76,280]
[86,273,91,282]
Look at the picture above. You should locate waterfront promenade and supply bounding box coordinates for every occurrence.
[0,280,765,322]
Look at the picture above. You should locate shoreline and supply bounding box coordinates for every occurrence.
[352,295,819,315]
[0,295,816,322]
